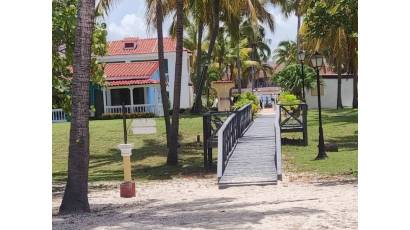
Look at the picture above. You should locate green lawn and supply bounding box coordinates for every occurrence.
[53,115,214,182]
[53,109,357,182]
[282,108,358,177]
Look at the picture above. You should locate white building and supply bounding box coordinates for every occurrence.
[96,37,193,116]
[305,71,354,109]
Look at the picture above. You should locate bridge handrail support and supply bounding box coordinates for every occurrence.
[217,103,252,179]
[274,103,283,180]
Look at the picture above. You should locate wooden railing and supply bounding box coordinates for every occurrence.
[274,103,282,180]
[217,104,252,179]
[278,103,308,146]
[203,111,233,169]
[52,109,67,123]
[105,104,163,116]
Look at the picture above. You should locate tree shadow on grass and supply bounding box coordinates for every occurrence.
[53,138,210,182]
[326,135,358,151]
[54,197,325,229]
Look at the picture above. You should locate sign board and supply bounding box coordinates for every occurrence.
[131,118,157,135]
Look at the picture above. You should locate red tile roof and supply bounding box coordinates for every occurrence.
[104,61,160,86]
[107,37,188,56]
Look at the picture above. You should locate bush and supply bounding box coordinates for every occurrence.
[272,64,316,98]
[101,112,155,120]
[233,92,259,115]
[278,92,300,105]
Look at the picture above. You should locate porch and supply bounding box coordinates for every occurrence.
[102,85,164,116]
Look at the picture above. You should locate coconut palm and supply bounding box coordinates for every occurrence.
[59,0,96,214]
[145,0,173,148]
[274,40,297,65]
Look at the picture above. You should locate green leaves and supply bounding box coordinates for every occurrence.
[52,0,108,113]
[272,64,317,98]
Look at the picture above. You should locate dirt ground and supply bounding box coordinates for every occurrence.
[52,174,357,230]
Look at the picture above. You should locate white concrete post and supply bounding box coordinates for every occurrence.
[102,88,107,113]
[107,89,112,106]
[129,87,134,112]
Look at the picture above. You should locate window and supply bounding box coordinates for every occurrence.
[124,42,136,49]
[311,85,324,96]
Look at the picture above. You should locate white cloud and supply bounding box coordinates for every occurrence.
[107,14,148,40]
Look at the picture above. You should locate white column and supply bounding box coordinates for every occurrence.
[107,89,112,106]
[129,87,134,112]
[102,88,107,113]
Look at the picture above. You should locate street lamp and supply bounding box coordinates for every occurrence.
[298,50,306,101]
[311,52,328,160]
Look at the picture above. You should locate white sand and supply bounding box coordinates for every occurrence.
[52,175,357,230]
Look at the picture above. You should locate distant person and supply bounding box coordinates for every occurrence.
[260,98,263,108]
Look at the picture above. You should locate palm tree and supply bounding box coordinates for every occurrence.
[59,0,96,214]
[167,0,185,165]
[274,40,297,65]
[145,0,173,147]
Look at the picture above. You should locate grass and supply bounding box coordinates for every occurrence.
[53,109,357,182]
[53,115,216,182]
[281,108,358,177]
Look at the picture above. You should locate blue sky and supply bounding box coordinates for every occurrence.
[103,0,297,55]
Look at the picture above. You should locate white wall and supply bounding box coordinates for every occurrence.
[98,51,193,109]
[305,78,354,109]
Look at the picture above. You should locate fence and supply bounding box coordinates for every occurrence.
[52,109,67,123]
[104,104,164,116]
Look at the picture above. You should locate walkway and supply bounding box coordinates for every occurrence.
[218,109,278,187]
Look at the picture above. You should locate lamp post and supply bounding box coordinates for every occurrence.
[298,50,306,101]
[311,52,327,160]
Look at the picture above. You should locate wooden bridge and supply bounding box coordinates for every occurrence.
[205,104,282,188]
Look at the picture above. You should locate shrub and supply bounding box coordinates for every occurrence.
[272,64,316,98]
[101,112,155,120]
[233,92,259,115]
[278,92,300,105]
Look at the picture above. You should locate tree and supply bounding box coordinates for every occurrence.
[273,40,297,65]
[59,0,96,214]
[272,64,316,98]
[167,0,185,165]
[301,0,357,108]
[145,0,173,148]
[52,0,107,113]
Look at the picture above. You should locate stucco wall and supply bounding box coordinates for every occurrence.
[305,78,354,109]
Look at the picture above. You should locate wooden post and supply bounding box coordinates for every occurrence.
[302,104,308,146]
[203,114,209,169]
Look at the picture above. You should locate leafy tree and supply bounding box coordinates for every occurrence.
[52,0,107,114]
[301,0,357,108]
[272,64,316,98]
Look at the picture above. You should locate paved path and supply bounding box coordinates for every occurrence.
[218,110,277,187]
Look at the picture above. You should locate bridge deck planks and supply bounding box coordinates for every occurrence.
[218,114,277,187]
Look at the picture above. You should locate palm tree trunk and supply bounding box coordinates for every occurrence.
[337,62,343,109]
[156,0,172,148]
[191,0,220,113]
[194,18,204,95]
[59,0,95,214]
[168,0,184,165]
[237,43,242,93]
[352,67,358,108]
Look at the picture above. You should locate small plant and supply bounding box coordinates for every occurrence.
[233,92,259,115]
[278,92,300,105]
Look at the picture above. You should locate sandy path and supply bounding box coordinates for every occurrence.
[53,176,357,230]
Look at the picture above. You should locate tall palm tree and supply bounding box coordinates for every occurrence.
[167,0,185,164]
[145,0,173,147]
[59,0,96,214]
[273,40,297,65]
